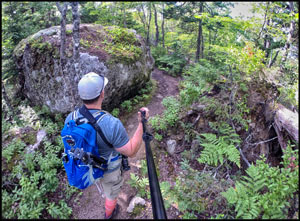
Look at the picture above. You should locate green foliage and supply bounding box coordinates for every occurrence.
[80,39,91,48]
[111,108,120,117]
[2,104,75,219]
[197,133,241,168]
[121,100,133,112]
[277,80,298,110]
[103,26,142,64]
[222,145,299,219]
[156,53,186,76]
[2,138,26,163]
[154,133,163,142]
[128,173,150,199]
[47,200,72,219]
[151,46,168,61]
[150,96,180,134]
[118,80,154,116]
[66,29,73,35]
[162,96,181,127]
[160,160,231,218]
[179,63,214,106]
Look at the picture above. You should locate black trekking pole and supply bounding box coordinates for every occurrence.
[140,111,167,219]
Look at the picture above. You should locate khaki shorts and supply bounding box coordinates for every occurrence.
[99,166,124,200]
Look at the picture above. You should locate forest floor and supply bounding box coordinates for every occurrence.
[71,67,182,219]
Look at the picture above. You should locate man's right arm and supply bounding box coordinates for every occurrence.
[116,108,149,158]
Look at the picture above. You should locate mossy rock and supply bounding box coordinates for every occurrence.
[130,204,146,218]
[22,132,37,145]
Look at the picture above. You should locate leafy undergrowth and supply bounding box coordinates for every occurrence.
[1,102,82,219]
[136,56,299,219]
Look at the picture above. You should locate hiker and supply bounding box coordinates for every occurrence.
[64,72,149,219]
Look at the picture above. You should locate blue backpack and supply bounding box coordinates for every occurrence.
[61,106,119,189]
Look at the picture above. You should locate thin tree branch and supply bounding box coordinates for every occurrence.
[248,136,278,146]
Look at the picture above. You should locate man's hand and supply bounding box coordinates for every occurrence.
[138,107,149,123]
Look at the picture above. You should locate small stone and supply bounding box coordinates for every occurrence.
[166,139,176,155]
[250,123,256,128]
[126,196,146,213]
[157,94,163,99]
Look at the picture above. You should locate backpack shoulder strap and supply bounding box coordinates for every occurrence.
[79,105,113,148]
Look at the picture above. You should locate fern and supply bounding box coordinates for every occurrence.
[222,146,299,219]
[197,133,241,168]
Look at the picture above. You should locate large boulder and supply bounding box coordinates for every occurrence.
[13,24,154,113]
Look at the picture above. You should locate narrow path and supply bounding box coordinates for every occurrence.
[71,68,181,219]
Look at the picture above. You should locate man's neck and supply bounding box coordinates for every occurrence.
[84,103,102,110]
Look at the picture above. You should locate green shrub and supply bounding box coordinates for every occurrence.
[160,160,231,219]
[161,96,181,127]
[197,132,241,168]
[121,100,133,112]
[128,173,150,199]
[156,54,186,76]
[151,46,168,62]
[2,138,26,163]
[1,113,74,219]
[111,108,120,117]
[221,145,299,219]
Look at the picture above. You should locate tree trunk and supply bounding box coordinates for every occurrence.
[201,27,204,59]
[161,3,165,48]
[280,2,295,70]
[265,102,298,150]
[137,6,146,31]
[45,11,51,28]
[146,3,152,46]
[56,2,68,70]
[195,3,203,62]
[123,7,127,28]
[153,3,159,46]
[268,50,279,68]
[71,2,80,62]
[263,18,271,61]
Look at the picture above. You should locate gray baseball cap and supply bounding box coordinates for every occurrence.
[78,72,108,100]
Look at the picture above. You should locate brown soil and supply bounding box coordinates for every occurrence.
[71,67,181,219]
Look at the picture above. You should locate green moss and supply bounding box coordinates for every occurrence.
[22,132,37,145]
[13,38,28,58]
[130,204,145,217]
[66,29,73,35]
[29,36,53,54]
[102,26,143,64]
[80,39,91,48]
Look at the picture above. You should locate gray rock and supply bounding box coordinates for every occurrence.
[126,196,146,213]
[166,139,177,155]
[191,103,206,112]
[26,130,47,154]
[13,24,154,114]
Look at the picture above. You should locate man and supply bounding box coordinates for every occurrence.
[64,72,149,219]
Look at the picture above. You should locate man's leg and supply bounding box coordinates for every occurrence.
[105,198,117,217]
[100,166,124,218]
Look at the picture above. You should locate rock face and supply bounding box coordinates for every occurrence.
[13,24,154,113]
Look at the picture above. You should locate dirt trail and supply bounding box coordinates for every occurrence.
[71,68,181,219]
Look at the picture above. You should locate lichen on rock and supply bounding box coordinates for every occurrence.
[13,24,154,114]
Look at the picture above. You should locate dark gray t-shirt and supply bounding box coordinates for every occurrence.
[64,109,129,161]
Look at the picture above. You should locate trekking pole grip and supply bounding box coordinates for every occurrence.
[140,110,147,133]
